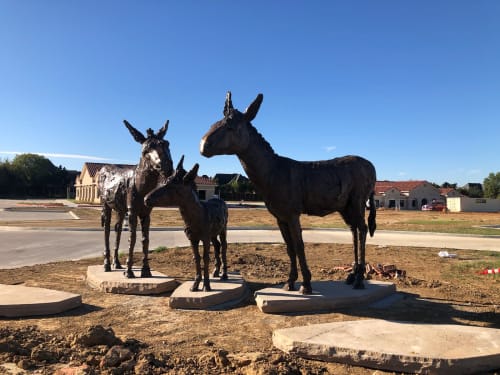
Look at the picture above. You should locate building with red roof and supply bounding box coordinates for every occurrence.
[374,180,458,210]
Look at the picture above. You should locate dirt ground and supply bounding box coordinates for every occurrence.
[1,207,500,374]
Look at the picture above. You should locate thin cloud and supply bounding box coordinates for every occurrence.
[0,151,112,161]
[324,146,336,153]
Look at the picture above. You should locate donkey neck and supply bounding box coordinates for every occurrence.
[237,125,280,191]
[133,159,160,194]
[177,190,205,228]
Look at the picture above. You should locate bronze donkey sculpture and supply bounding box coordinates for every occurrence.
[98,120,173,278]
[145,156,228,292]
[200,92,376,294]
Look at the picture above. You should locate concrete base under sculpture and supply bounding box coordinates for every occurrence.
[86,265,177,295]
[169,272,249,310]
[273,319,500,374]
[254,280,396,314]
[0,284,82,317]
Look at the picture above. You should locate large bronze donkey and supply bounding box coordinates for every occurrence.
[98,120,173,278]
[145,156,229,292]
[200,92,376,294]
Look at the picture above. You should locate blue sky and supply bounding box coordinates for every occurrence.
[0,1,498,186]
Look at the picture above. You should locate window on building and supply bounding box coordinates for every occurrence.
[388,200,396,208]
[400,200,405,208]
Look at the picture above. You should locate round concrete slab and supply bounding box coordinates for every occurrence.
[86,265,178,295]
[169,272,249,310]
[0,284,82,317]
[273,319,500,374]
[254,280,396,314]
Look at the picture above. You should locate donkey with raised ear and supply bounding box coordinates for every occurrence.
[200,92,376,294]
[98,119,173,278]
[145,156,228,292]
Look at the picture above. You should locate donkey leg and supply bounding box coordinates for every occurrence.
[220,230,228,280]
[211,236,221,278]
[102,206,112,272]
[140,215,152,278]
[345,226,358,285]
[190,240,202,291]
[202,240,212,292]
[125,213,137,278]
[353,222,368,289]
[112,211,125,269]
[287,218,312,295]
[277,220,299,292]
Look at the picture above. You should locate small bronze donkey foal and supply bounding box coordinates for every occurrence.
[145,156,229,292]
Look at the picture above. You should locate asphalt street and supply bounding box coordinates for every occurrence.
[1,226,499,269]
[0,200,498,269]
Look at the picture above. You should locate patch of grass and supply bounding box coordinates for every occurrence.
[446,258,500,281]
[406,219,457,225]
[152,246,168,253]
[403,218,500,235]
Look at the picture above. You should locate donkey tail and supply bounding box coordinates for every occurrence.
[368,191,376,237]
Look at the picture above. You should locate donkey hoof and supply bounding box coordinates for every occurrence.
[203,284,212,292]
[220,273,228,281]
[299,284,312,295]
[345,273,355,285]
[113,262,123,270]
[282,282,295,291]
[104,264,111,272]
[141,268,152,278]
[212,270,219,278]
[124,270,135,278]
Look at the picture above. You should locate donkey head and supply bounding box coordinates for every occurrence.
[200,91,263,157]
[124,120,174,177]
[144,155,199,208]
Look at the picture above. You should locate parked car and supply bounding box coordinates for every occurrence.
[422,202,446,211]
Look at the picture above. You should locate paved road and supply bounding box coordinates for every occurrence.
[1,200,498,269]
[0,226,498,269]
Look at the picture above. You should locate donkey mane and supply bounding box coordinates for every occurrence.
[247,123,276,156]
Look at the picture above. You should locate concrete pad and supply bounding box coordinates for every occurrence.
[273,320,500,374]
[86,265,177,295]
[254,280,396,314]
[0,284,82,317]
[169,272,249,310]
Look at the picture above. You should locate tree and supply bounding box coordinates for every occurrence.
[0,159,17,196]
[483,172,500,199]
[10,154,56,196]
[441,182,457,189]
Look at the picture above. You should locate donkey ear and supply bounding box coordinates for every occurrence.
[176,155,185,171]
[184,163,199,183]
[244,93,263,122]
[123,120,146,143]
[157,120,169,139]
[223,91,233,117]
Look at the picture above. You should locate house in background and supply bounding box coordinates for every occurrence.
[374,180,445,210]
[439,187,461,199]
[75,162,216,204]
